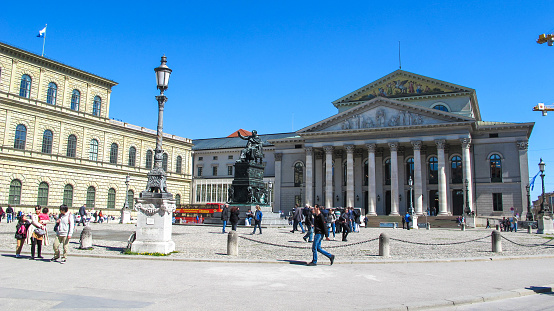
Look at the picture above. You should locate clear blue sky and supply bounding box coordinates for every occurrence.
[1,0,553,199]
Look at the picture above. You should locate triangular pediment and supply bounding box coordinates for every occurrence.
[333,70,474,105]
[299,97,473,133]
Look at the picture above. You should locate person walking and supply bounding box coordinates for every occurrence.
[338,209,350,241]
[303,205,314,242]
[290,204,305,233]
[405,212,411,230]
[252,205,263,234]
[221,204,229,233]
[6,205,14,223]
[0,205,4,223]
[27,206,48,260]
[51,205,74,263]
[329,208,336,240]
[15,214,30,258]
[78,204,87,226]
[230,206,240,231]
[307,205,335,266]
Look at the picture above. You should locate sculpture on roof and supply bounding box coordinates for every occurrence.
[237,130,264,164]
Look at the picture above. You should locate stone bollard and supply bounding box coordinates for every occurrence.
[426,222,431,230]
[492,230,502,253]
[79,226,93,249]
[495,224,500,231]
[528,225,532,234]
[379,233,390,257]
[227,230,239,256]
[461,224,466,231]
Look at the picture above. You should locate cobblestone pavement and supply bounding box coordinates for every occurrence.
[1,221,553,261]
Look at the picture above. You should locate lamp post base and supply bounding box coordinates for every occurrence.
[120,209,131,224]
[537,214,554,234]
[410,215,418,229]
[131,193,176,254]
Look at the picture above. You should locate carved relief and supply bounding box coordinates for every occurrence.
[411,141,422,150]
[274,153,282,161]
[339,108,425,131]
[516,141,528,150]
[460,138,471,149]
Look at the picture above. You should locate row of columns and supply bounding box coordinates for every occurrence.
[304,138,474,216]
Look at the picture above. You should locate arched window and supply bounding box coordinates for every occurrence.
[162,152,168,171]
[490,154,502,182]
[428,156,438,184]
[451,156,463,183]
[146,150,153,169]
[14,124,27,150]
[176,156,182,173]
[19,74,31,98]
[364,159,368,186]
[433,105,449,112]
[8,179,22,204]
[66,135,77,157]
[63,184,73,207]
[128,146,136,166]
[42,130,53,154]
[343,161,347,186]
[46,82,57,105]
[86,186,96,207]
[37,182,49,206]
[92,96,101,116]
[406,157,414,184]
[89,139,99,161]
[126,190,134,207]
[175,194,181,207]
[107,188,116,208]
[384,159,391,185]
[70,89,80,111]
[110,143,118,164]
[294,162,304,187]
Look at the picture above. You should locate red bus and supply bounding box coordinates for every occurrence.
[174,203,224,224]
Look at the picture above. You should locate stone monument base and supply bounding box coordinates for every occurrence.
[537,214,554,234]
[131,193,176,254]
[120,209,131,224]
[410,215,418,229]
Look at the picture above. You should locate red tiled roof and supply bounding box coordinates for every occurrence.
[227,129,252,138]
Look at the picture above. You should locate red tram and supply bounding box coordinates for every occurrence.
[174,203,223,223]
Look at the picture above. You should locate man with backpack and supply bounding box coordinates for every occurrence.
[51,205,74,263]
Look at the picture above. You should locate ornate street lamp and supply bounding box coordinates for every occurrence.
[464,179,470,215]
[526,184,533,221]
[408,176,414,215]
[120,174,131,224]
[539,158,547,214]
[124,174,130,208]
[145,55,172,194]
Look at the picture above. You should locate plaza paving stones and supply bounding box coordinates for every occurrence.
[1,222,554,261]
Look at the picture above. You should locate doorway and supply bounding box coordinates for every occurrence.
[363,191,368,215]
[452,190,463,215]
[385,191,391,215]
[429,190,439,215]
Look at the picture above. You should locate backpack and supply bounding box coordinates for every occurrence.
[15,222,27,239]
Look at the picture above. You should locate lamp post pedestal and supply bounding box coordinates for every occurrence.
[132,192,176,254]
[120,207,131,224]
[410,214,418,229]
[537,212,554,234]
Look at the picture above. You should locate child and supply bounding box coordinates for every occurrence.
[15,215,30,258]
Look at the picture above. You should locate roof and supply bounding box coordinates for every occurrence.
[227,129,252,138]
[193,132,297,151]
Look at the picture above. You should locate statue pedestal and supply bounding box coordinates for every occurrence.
[410,215,418,229]
[120,209,131,224]
[132,192,175,254]
[537,214,554,234]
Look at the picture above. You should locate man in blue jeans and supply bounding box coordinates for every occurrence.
[307,205,335,266]
[221,204,229,233]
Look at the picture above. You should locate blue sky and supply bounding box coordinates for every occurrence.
[1,0,553,199]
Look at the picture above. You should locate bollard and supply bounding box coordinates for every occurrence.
[461,224,466,231]
[528,225,532,234]
[426,222,431,230]
[495,224,500,231]
[227,230,239,256]
[379,233,390,257]
[79,225,93,249]
[492,230,502,253]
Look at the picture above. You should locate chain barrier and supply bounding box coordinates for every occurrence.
[239,235,379,249]
[501,235,554,248]
[389,235,490,246]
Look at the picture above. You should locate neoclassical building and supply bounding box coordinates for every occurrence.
[0,42,193,213]
[193,70,533,217]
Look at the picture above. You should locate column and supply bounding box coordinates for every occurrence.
[366,144,377,216]
[345,145,355,207]
[315,151,323,205]
[436,140,448,216]
[305,147,313,206]
[334,149,343,205]
[324,146,334,208]
[461,138,474,213]
[517,141,529,218]
[389,143,400,216]
[411,141,423,215]
[274,153,282,212]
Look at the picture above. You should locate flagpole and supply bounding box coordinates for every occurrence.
[41,24,47,57]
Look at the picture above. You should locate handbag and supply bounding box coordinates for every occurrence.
[34,228,46,236]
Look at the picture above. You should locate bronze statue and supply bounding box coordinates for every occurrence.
[238,130,264,164]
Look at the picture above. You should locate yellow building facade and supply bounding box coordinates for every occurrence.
[0,42,192,214]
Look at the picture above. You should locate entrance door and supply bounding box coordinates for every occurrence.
[452,190,464,215]
[385,191,391,215]
[429,190,439,215]
[363,191,368,215]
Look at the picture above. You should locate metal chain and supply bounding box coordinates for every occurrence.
[239,235,379,249]
[500,235,554,247]
[389,235,490,246]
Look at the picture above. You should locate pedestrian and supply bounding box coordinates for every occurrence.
[51,205,75,263]
[27,206,48,260]
[0,205,4,223]
[230,206,240,231]
[246,209,254,226]
[338,209,350,241]
[6,205,14,223]
[486,218,490,229]
[402,215,406,229]
[363,215,369,228]
[405,212,411,230]
[290,204,305,233]
[328,208,336,239]
[306,205,335,266]
[221,204,229,233]
[15,214,30,258]
[252,205,263,234]
[78,204,87,226]
[303,205,314,242]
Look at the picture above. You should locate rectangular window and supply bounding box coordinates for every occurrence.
[228,166,233,176]
[212,166,218,176]
[492,193,503,211]
[197,166,203,177]
[198,156,203,161]
[228,155,233,160]
[213,156,218,160]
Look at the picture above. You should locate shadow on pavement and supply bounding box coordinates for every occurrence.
[527,286,554,294]
[278,259,308,265]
